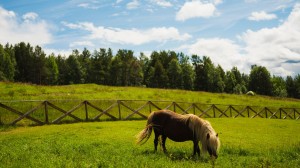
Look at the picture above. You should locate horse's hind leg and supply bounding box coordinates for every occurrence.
[154,131,159,152]
[161,135,167,153]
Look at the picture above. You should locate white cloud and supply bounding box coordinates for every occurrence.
[151,0,172,7]
[244,0,257,3]
[78,3,89,8]
[176,1,218,21]
[184,38,244,71]
[69,41,95,48]
[241,3,300,76]
[44,48,72,57]
[60,21,81,29]
[116,0,123,4]
[22,12,38,21]
[213,0,223,5]
[0,7,52,46]
[127,0,139,10]
[62,22,191,45]
[0,6,15,18]
[248,11,277,21]
[78,2,100,10]
[183,3,300,76]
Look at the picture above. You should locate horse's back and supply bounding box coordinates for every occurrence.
[150,110,194,142]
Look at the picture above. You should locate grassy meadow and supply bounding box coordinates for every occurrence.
[0,82,300,167]
[0,118,299,168]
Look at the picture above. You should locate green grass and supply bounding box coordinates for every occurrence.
[1,82,300,108]
[1,118,299,168]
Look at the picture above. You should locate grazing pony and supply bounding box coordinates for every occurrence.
[136,110,220,158]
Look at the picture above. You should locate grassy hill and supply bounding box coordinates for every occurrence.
[1,82,300,108]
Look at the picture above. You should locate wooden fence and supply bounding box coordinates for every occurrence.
[0,100,299,126]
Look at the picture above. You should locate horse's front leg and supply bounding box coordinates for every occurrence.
[161,135,167,153]
[197,145,200,156]
[193,141,200,156]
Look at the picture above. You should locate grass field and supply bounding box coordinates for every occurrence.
[1,82,300,108]
[0,82,300,167]
[1,118,299,168]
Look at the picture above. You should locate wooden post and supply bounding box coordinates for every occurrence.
[247,106,250,118]
[84,101,88,121]
[193,103,195,115]
[264,107,267,118]
[230,105,232,117]
[213,105,216,118]
[149,101,152,113]
[118,100,121,120]
[279,108,282,119]
[44,101,49,124]
[173,102,175,112]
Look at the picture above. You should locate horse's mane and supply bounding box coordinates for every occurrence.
[187,114,220,153]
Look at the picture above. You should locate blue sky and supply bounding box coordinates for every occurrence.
[0,0,299,76]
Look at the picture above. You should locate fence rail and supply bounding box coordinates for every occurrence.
[0,100,299,126]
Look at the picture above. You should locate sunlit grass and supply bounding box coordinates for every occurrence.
[1,82,300,108]
[0,118,299,167]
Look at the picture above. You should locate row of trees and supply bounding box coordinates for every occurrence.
[1,42,300,98]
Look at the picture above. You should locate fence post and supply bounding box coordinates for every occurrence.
[84,101,88,121]
[193,103,195,115]
[149,101,152,113]
[247,106,250,118]
[173,102,176,112]
[279,108,281,119]
[213,104,216,118]
[279,108,282,119]
[264,107,267,119]
[118,100,121,120]
[44,101,49,124]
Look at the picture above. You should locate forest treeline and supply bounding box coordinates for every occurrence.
[1,42,300,98]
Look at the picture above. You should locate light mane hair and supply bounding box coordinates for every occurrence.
[186,114,220,153]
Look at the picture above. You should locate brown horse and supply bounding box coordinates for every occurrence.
[136,110,220,158]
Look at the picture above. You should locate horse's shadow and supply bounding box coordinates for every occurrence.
[139,150,210,162]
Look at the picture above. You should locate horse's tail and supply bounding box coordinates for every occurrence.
[136,111,156,145]
[135,124,153,145]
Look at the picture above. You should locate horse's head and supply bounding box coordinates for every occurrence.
[206,133,220,159]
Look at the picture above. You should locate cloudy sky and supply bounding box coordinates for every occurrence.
[0,0,299,76]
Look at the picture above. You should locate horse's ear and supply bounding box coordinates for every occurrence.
[216,133,218,137]
[207,133,210,140]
